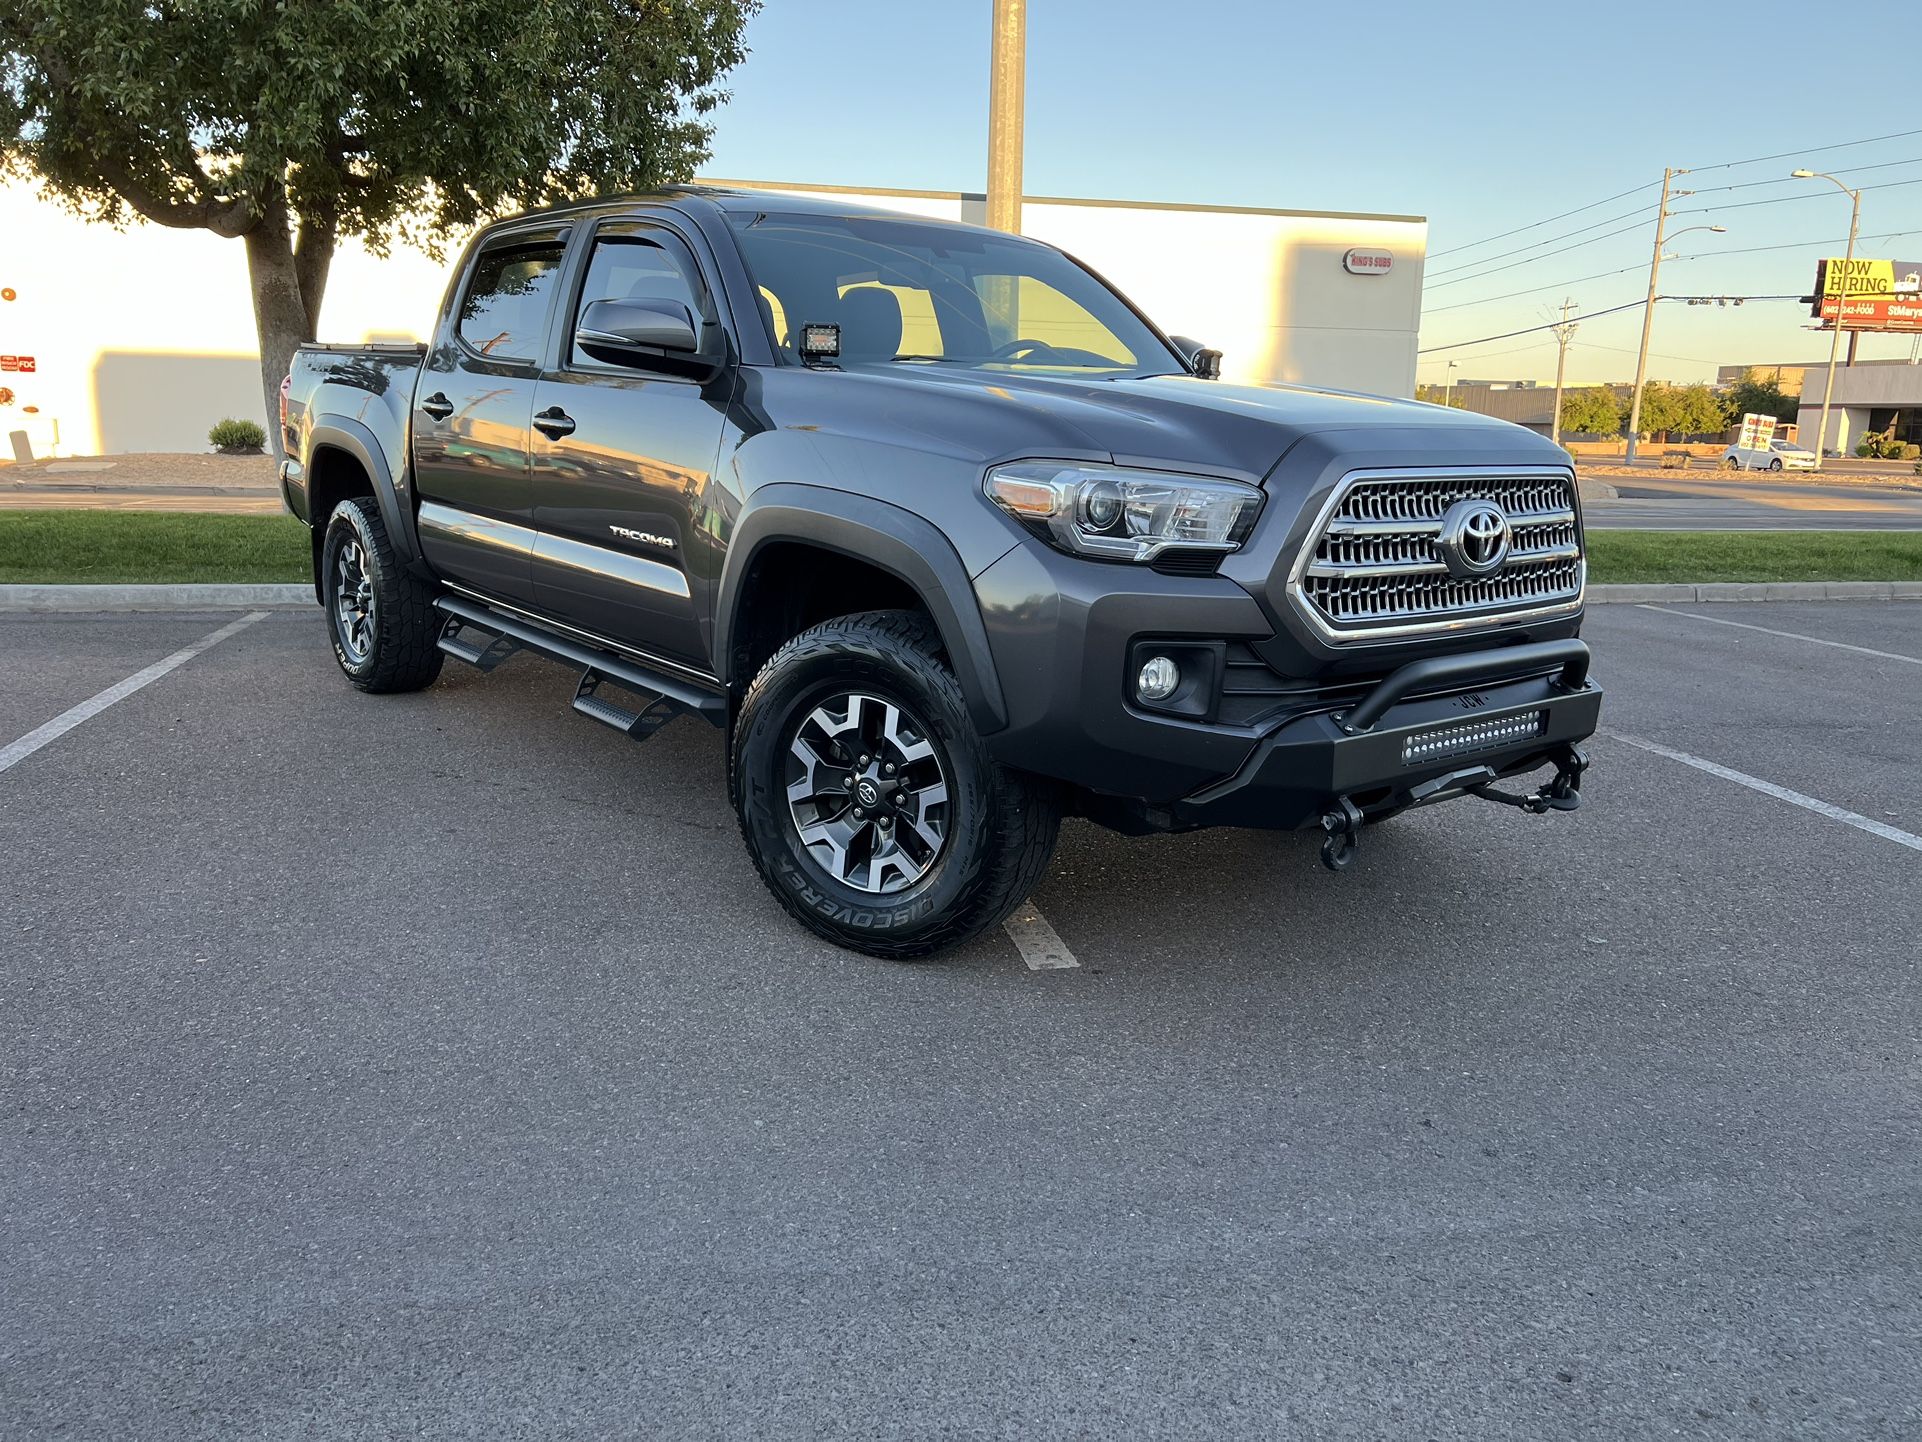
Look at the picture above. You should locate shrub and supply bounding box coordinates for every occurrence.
[1855,439,1877,457]
[1900,443,1921,462]
[208,418,266,453]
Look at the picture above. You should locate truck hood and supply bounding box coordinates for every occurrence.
[788,365,1556,481]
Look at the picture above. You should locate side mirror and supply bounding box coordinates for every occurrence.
[576,297,705,369]
[1169,336,1223,380]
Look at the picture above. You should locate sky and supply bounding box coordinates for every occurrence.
[701,0,1922,387]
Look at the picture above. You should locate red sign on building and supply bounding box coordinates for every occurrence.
[0,354,36,372]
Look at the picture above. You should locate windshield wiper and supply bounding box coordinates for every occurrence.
[888,354,961,364]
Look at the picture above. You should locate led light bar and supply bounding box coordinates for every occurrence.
[1401,710,1547,767]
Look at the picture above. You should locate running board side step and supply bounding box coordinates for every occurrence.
[431,595,727,734]
[437,615,524,672]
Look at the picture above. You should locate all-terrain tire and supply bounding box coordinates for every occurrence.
[320,496,443,693]
[731,610,1060,960]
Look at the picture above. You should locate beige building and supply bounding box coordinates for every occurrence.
[0,177,1427,458]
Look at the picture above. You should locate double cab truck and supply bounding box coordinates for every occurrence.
[280,187,1600,958]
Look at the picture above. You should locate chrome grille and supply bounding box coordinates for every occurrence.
[1293,470,1585,640]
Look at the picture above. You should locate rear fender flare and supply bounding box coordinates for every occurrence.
[717,484,1008,733]
[306,415,418,573]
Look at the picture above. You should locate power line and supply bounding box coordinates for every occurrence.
[1425,220,1661,290]
[1686,127,1922,174]
[1419,299,1651,354]
[1692,156,1922,195]
[1427,181,1659,262]
[1669,228,1919,261]
[1423,266,1646,314]
[1425,129,1922,277]
[1425,201,1656,279]
[1420,295,1804,356]
[1671,174,1922,218]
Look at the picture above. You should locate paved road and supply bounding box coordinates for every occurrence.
[3,604,1918,1439]
[1585,474,1922,531]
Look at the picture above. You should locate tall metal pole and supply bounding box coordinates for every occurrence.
[1812,186,1860,469]
[1550,296,1578,447]
[986,0,1026,236]
[1444,359,1457,408]
[1624,167,1679,465]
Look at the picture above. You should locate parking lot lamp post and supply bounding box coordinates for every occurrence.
[1444,359,1457,407]
[1793,170,1862,468]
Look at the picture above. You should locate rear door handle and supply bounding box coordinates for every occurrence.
[533,406,576,439]
[420,392,454,420]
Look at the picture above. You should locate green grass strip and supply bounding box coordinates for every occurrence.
[3,512,1920,589]
[0,512,310,584]
[1585,530,1922,584]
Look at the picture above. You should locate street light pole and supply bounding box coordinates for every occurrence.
[1444,359,1457,408]
[1795,169,1862,469]
[1549,296,1577,448]
[986,0,1026,236]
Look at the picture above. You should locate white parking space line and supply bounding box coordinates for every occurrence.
[1639,605,1922,666]
[1005,902,1080,969]
[0,612,268,776]
[1605,730,1922,855]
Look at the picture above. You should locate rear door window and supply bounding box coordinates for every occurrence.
[458,235,568,363]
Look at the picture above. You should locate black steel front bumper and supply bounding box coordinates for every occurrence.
[1172,639,1600,830]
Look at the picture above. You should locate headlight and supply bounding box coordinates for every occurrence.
[985,461,1263,562]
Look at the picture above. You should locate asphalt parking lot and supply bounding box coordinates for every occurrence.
[3,601,1918,1440]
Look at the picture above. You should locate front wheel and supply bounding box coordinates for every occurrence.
[731,611,1060,959]
[320,497,443,693]
[1768,458,1783,470]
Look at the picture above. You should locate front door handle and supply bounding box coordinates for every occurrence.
[420,392,454,420]
[533,406,576,439]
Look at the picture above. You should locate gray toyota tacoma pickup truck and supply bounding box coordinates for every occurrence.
[280,187,1600,958]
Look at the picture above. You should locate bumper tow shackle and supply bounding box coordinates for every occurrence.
[1319,796,1365,872]
[1469,743,1589,815]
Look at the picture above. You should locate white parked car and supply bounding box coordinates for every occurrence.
[1722,438,1818,471]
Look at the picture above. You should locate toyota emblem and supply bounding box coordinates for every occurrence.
[1437,499,1512,578]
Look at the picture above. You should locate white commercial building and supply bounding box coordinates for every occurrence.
[0,177,1426,458]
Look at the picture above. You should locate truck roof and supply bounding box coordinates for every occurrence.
[485,185,1002,232]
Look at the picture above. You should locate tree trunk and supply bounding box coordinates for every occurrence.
[243,206,315,461]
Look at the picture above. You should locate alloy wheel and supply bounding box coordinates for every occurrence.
[784,691,950,894]
[333,538,376,665]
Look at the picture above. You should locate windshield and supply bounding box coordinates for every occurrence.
[726,210,1182,377]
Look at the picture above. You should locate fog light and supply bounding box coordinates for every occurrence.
[1137,655,1180,702]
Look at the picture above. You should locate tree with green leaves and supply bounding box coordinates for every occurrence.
[1721,371,1800,427]
[1635,383,1724,441]
[1,0,757,447]
[1415,383,1467,408]
[1555,386,1622,438]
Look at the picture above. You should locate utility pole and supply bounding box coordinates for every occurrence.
[986,0,1026,236]
[1443,359,1458,408]
[1796,169,1861,469]
[1624,168,1679,466]
[1549,297,1578,448]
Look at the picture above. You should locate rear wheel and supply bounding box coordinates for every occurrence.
[1724,455,1741,469]
[731,610,1060,959]
[320,497,443,693]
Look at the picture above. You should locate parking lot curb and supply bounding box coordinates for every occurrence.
[0,583,312,612]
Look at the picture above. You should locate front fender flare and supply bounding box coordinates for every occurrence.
[717,484,1009,734]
